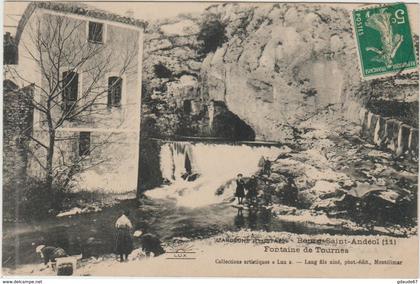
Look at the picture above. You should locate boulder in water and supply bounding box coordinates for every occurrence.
[56,207,82,217]
[133,230,143,238]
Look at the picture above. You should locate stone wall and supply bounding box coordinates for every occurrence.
[349,104,419,158]
[138,138,163,191]
[2,83,34,186]
[141,16,204,138]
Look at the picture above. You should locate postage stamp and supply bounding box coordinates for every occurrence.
[352,3,418,79]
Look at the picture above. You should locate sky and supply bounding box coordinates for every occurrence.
[3,2,212,33]
[3,1,419,35]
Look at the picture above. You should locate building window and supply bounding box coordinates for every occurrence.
[183,100,192,114]
[79,132,91,156]
[62,71,78,113]
[88,21,104,43]
[108,76,122,107]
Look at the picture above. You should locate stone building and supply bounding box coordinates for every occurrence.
[4,2,145,193]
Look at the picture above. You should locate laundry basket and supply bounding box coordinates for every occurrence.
[55,255,81,276]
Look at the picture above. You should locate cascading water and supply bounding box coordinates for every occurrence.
[145,141,283,207]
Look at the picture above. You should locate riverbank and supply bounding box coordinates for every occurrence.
[251,115,417,234]
[3,229,418,277]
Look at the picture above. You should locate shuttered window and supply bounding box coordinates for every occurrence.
[88,21,103,43]
[79,132,91,156]
[107,76,122,107]
[62,71,78,113]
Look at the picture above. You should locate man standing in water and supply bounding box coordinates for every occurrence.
[115,210,134,262]
[235,173,246,205]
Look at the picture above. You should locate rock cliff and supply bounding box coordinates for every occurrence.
[141,14,258,139]
[141,15,203,137]
[142,3,418,145]
[200,3,365,141]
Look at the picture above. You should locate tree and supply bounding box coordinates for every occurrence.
[6,13,138,191]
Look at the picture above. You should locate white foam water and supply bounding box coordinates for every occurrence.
[145,142,282,208]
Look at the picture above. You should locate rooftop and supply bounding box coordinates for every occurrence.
[32,2,147,28]
[14,1,147,47]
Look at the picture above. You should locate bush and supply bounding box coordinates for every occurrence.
[3,178,72,221]
[197,13,227,55]
[153,63,172,79]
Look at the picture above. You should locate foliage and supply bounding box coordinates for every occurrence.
[3,178,72,221]
[153,62,172,78]
[197,13,227,55]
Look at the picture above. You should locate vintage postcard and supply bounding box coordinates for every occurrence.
[2,0,419,278]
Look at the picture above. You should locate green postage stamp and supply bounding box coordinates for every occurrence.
[352,3,417,79]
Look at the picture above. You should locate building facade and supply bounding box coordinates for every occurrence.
[6,2,145,193]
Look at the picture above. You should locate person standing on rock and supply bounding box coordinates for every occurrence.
[235,173,246,205]
[115,210,134,262]
[263,158,272,176]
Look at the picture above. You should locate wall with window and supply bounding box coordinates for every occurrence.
[74,131,140,192]
[21,10,143,193]
[19,11,142,132]
[27,130,139,193]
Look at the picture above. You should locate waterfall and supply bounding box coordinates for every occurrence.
[146,141,284,207]
[160,142,198,182]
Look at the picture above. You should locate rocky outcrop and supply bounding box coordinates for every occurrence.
[141,16,205,138]
[144,38,201,80]
[143,16,202,95]
[200,3,365,142]
[141,3,418,145]
[254,122,417,231]
[142,14,260,140]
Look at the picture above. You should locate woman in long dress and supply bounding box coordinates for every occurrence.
[235,173,246,205]
[115,210,134,262]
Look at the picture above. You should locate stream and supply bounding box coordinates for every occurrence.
[2,194,370,269]
[3,134,417,269]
